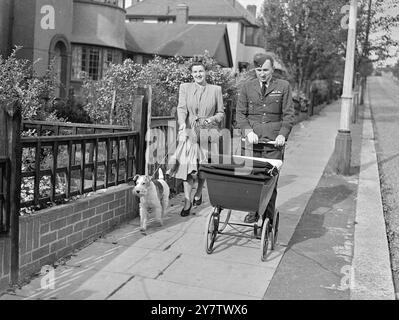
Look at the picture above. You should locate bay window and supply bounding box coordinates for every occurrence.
[72,45,123,81]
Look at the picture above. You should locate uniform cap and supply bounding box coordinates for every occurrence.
[253,53,274,68]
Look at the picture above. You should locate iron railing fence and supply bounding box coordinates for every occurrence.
[22,120,131,135]
[20,131,139,209]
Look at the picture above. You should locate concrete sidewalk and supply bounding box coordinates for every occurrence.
[0,97,395,300]
[350,84,395,299]
[264,95,395,300]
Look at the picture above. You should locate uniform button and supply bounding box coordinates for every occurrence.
[263,104,266,107]
[263,113,266,115]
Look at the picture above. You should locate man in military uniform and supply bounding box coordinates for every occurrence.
[236,53,295,223]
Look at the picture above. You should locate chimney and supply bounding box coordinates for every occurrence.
[246,5,257,17]
[176,4,189,24]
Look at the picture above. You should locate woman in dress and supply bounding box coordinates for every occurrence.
[168,60,224,216]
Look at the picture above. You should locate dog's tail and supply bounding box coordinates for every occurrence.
[158,168,165,180]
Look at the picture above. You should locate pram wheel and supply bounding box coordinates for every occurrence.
[218,209,231,232]
[205,207,220,254]
[261,218,271,261]
[271,211,280,250]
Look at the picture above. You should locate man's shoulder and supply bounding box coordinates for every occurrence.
[273,78,290,88]
[247,78,259,85]
[180,82,192,89]
[207,84,222,90]
[242,78,259,90]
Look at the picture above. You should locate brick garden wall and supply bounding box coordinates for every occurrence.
[18,184,136,282]
[0,237,11,292]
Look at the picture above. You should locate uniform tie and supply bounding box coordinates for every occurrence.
[261,82,267,96]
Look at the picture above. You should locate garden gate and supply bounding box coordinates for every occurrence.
[0,99,22,287]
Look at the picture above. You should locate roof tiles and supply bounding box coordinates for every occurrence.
[126,0,257,25]
[125,22,233,67]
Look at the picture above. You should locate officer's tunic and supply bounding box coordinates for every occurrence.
[235,76,295,220]
[236,77,296,143]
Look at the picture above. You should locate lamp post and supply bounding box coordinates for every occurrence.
[333,0,358,175]
[360,0,372,105]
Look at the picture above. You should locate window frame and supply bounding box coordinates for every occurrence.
[78,0,126,9]
[71,44,123,81]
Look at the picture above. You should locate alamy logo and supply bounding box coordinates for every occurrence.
[40,5,55,30]
[339,265,354,290]
[340,5,351,29]
[40,265,55,290]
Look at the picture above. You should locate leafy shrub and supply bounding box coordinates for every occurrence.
[1,47,67,215]
[0,47,60,121]
[81,59,142,125]
[81,52,238,125]
[52,94,92,124]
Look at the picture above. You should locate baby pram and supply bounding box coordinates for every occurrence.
[199,143,283,261]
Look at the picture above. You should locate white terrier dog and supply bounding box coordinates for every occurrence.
[132,168,170,232]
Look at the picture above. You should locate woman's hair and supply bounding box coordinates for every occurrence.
[188,56,207,72]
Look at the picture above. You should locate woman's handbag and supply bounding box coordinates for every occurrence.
[192,117,220,143]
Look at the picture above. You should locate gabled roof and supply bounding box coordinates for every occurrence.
[125,23,233,67]
[126,0,257,26]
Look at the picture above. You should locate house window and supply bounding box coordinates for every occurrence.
[86,47,100,80]
[240,24,245,44]
[72,45,122,81]
[158,17,174,23]
[91,0,125,9]
[128,18,144,22]
[245,26,264,47]
[103,48,123,74]
[245,26,255,46]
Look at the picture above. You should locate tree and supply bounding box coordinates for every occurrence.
[259,0,348,93]
[356,0,399,73]
[259,0,399,93]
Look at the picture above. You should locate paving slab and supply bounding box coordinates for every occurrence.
[70,271,134,300]
[157,254,275,298]
[109,276,255,300]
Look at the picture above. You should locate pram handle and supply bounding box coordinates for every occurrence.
[241,138,282,146]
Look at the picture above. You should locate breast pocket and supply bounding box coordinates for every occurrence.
[248,100,255,114]
[267,94,282,113]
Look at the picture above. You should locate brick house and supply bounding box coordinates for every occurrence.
[126,0,266,72]
[0,0,234,98]
[0,0,127,98]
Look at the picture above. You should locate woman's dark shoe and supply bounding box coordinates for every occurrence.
[180,200,192,217]
[193,195,203,207]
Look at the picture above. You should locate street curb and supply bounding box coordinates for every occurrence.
[350,85,396,300]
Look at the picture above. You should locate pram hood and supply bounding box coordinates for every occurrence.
[199,155,282,181]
